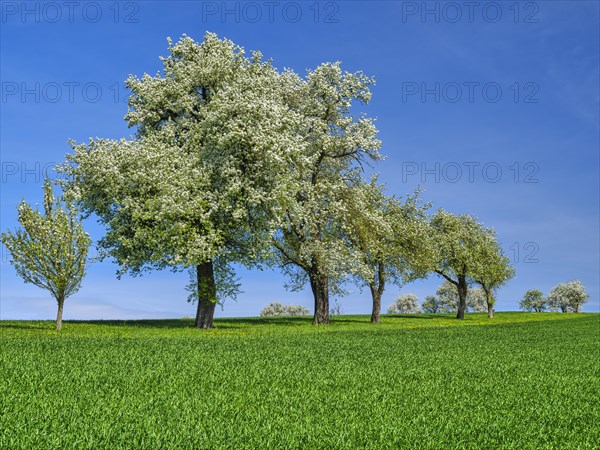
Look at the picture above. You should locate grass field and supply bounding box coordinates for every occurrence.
[1,313,598,449]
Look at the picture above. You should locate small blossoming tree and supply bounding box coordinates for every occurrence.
[1,181,91,330]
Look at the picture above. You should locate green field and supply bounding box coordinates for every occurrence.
[1,313,598,449]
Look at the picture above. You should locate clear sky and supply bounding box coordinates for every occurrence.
[1,1,599,319]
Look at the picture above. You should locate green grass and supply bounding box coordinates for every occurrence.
[1,313,598,449]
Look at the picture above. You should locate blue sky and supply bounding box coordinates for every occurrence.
[1,1,599,319]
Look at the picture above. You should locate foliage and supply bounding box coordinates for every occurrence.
[547,281,589,313]
[0,181,91,330]
[421,295,445,313]
[519,289,547,312]
[1,314,598,448]
[260,302,310,317]
[387,293,421,314]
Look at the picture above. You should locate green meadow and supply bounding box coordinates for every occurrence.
[1,313,598,449]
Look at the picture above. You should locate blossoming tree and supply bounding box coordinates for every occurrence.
[1,181,91,330]
[61,33,302,328]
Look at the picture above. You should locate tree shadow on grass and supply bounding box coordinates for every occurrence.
[0,322,54,331]
[216,317,314,327]
[64,319,194,329]
[63,316,316,329]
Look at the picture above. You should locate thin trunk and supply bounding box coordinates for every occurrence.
[56,298,64,331]
[456,276,468,320]
[194,261,217,329]
[485,289,494,319]
[310,272,329,325]
[370,262,386,323]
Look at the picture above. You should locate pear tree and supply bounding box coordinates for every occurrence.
[1,182,91,330]
[472,232,515,318]
[426,210,499,319]
[547,281,589,313]
[271,62,381,325]
[61,33,302,328]
[519,289,546,312]
[344,181,430,323]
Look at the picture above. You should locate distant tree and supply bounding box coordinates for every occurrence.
[435,281,488,314]
[1,181,91,330]
[547,281,589,313]
[426,210,498,319]
[519,289,547,312]
[472,232,515,318]
[435,281,460,312]
[421,295,447,313]
[468,287,488,313]
[260,302,310,317]
[387,294,421,314]
[329,300,344,317]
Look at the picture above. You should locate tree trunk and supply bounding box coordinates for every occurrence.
[370,285,382,323]
[370,262,385,323]
[485,289,494,319]
[194,261,217,329]
[456,276,468,320]
[55,298,64,331]
[310,272,329,325]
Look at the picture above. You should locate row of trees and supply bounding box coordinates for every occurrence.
[3,33,518,329]
[263,279,590,317]
[388,283,489,315]
[520,282,589,313]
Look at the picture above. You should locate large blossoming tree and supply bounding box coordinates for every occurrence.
[61,33,302,328]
